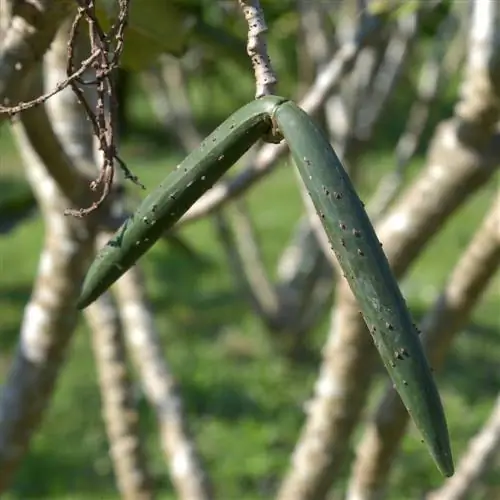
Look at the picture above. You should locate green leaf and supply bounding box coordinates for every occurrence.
[97,0,189,70]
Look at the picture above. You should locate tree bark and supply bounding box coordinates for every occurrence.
[113,266,214,500]
[0,105,94,492]
[86,294,155,500]
[0,0,73,122]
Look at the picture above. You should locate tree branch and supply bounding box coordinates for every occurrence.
[112,265,214,500]
[0,0,73,124]
[0,98,94,492]
[86,293,154,500]
[237,0,277,97]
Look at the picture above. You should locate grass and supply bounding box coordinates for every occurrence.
[0,81,499,500]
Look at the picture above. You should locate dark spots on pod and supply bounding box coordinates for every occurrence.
[323,186,330,196]
[334,192,343,200]
[169,194,176,200]
[212,137,217,143]
[142,217,150,225]
[319,212,325,219]
[340,222,347,230]
[390,361,396,368]
[151,205,157,213]
[403,380,408,386]
[353,229,361,237]
[379,241,383,247]
[357,249,364,256]
[386,322,394,331]
[304,157,311,166]
[340,238,345,246]
[230,124,235,130]
[394,347,409,360]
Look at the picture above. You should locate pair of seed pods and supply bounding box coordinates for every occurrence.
[77,96,454,477]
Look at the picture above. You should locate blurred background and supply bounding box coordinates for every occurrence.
[0,1,499,499]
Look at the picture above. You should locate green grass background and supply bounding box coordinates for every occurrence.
[0,74,499,500]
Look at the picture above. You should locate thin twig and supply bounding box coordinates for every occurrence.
[237,0,278,97]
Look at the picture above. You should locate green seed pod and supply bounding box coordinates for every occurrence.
[274,100,454,477]
[77,96,287,309]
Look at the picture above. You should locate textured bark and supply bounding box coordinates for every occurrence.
[0,0,73,121]
[427,394,500,500]
[346,193,500,500]
[0,107,94,492]
[277,2,500,497]
[113,267,214,500]
[86,295,154,500]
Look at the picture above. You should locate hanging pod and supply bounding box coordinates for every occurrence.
[274,100,453,477]
[77,96,453,477]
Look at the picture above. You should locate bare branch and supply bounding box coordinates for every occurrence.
[159,55,203,152]
[346,192,500,500]
[237,0,277,97]
[0,0,73,124]
[0,100,94,493]
[427,394,500,500]
[276,216,333,328]
[367,11,460,221]
[44,30,213,498]
[86,294,154,500]
[214,202,280,329]
[112,265,214,500]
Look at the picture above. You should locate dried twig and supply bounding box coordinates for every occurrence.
[237,0,277,98]
[64,0,144,218]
